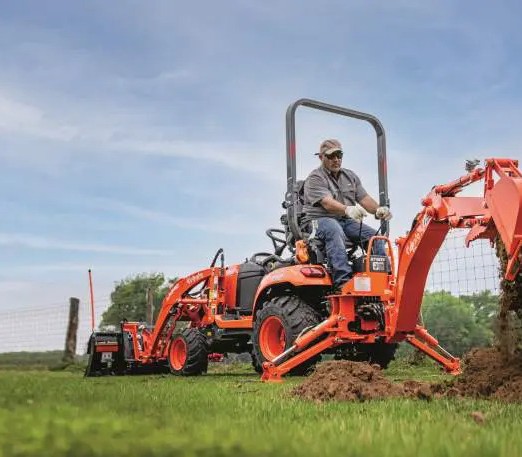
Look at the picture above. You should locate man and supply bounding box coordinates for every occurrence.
[303,139,392,290]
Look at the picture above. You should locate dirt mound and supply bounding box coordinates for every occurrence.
[293,349,522,403]
[292,360,440,402]
[448,347,522,401]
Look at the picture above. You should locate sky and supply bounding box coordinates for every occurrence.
[1,0,521,343]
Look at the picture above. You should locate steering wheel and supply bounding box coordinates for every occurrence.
[249,252,274,264]
[266,228,287,255]
[259,254,284,269]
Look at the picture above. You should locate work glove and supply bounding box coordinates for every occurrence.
[344,205,367,222]
[375,206,392,221]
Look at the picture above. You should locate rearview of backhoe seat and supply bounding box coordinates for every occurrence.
[235,261,265,315]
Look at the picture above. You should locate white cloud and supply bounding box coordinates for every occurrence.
[106,138,279,179]
[0,233,177,256]
[0,94,78,141]
[0,280,32,294]
[0,91,280,180]
[86,197,260,235]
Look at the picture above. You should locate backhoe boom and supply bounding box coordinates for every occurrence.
[395,158,522,336]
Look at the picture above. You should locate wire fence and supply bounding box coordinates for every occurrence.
[0,298,110,355]
[426,229,499,296]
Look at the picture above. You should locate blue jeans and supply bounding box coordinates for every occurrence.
[315,217,386,288]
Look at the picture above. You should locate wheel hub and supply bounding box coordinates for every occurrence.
[259,316,286,360]
[169,337,187,370]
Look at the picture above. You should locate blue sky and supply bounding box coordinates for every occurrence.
[1,0,522,323]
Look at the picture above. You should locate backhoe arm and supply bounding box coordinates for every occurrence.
[392,158,522,371]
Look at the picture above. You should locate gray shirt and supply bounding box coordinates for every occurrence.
[303,166,368,221]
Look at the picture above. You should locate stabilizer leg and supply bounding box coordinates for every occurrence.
[406,325,461,375]
[262,337,335,383]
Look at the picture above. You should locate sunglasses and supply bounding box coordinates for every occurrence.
[325,152,343,160]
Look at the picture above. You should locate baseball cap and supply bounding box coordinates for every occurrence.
[316,139,342,156]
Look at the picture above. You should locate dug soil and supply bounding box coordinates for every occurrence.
[292,360,441,402]
[495,235,522,360]
[449,347,522,401]
[292,349,522,403]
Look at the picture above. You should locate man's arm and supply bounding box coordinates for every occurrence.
[359,195,393,221]
[321,196,367,221]
[320,195,348,216]
[359,195,379,214]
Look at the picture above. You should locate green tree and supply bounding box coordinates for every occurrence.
[421,291,494,356]
[101,273,176,326]
[459,290,499,329]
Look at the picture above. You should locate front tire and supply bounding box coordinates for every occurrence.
[168,328,209,375]
[252,295,322,376]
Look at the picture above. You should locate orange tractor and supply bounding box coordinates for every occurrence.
[86,99,522,382]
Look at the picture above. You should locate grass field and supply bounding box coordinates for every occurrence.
[0,361,521,457]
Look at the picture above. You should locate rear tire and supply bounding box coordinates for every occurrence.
[252,295,322,376]
[366,340,397,368]
[251,351,263,374]
[168,328,209,375]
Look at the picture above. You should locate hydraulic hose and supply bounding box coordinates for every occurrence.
[210,248,224,268]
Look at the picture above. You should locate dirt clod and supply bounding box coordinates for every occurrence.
[471,411,486,424]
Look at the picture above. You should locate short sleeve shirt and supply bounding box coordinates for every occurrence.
[303,166,368,221]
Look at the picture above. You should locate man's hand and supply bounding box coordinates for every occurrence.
[375,206,392,221]
[344,205,367,222]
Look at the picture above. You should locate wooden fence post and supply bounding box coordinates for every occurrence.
[63,297,80,363]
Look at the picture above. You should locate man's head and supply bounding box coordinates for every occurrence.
[317,139,343,173]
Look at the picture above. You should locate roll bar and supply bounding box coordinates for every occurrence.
[285,98,389,241]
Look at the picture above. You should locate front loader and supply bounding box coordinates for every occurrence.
[86,99,522,382]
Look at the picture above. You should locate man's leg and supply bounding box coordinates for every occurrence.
[316,217,352,288]
[341,219,386,255]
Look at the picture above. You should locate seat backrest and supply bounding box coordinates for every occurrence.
[235,262,265,314]
[280,179,306,249]
[295,179,306,209]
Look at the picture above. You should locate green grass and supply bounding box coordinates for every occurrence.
[0,350,87,371]
[0,361,520,457]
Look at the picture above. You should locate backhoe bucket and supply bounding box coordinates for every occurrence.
[485,159,522,280]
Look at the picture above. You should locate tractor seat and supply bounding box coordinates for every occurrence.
[280,214,357,265]
[301,220,357,265]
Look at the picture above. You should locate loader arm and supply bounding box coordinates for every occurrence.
[394,158,522,336]
[144,267,225,359]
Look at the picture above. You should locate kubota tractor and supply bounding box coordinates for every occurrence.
[86,99,522,382]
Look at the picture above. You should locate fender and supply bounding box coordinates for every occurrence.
[252,264,332,314]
